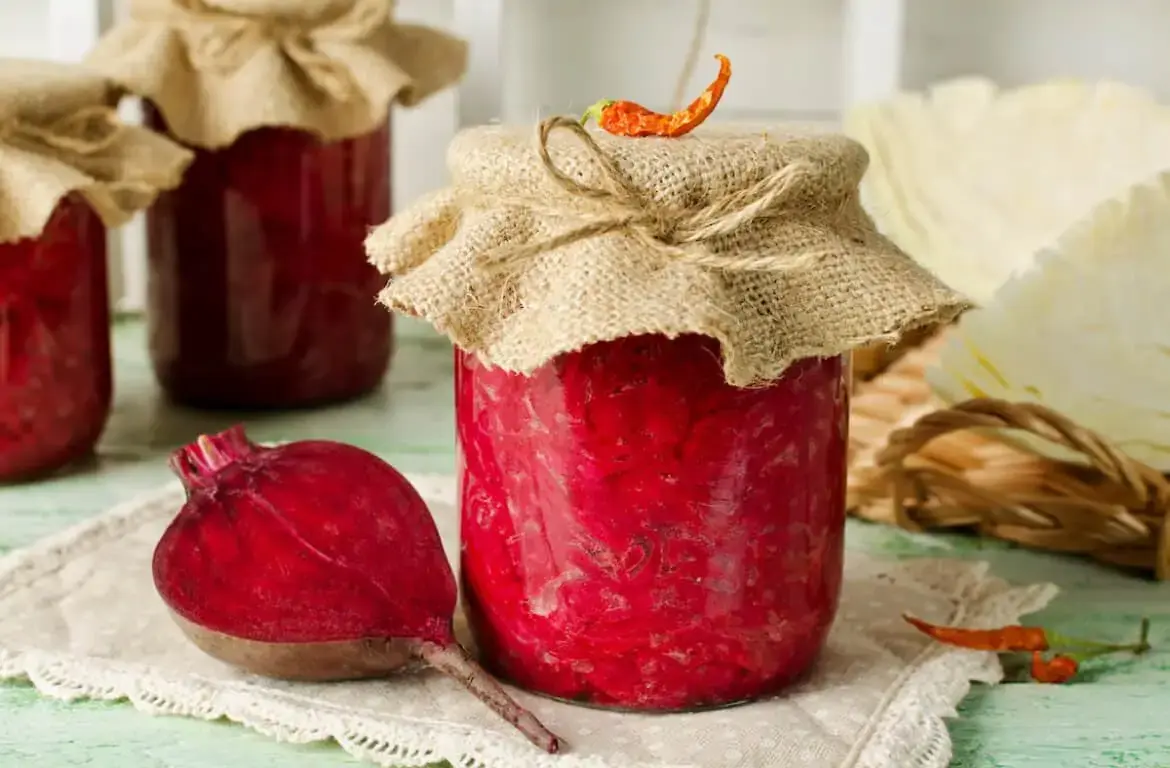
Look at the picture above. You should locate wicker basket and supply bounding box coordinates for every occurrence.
[847,330,1170,579]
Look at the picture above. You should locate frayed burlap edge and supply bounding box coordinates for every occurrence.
[369,118,970,388]
[86,0,467,149]
[0,57,192,244]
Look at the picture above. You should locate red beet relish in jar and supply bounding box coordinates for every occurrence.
[0,196,111,481]
[143,104,392,410]
[370,121,968,711]
[457,333,849,710]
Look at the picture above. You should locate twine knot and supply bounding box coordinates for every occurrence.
[480,115,834,274]
[0,106,125,157]
[153,0,386,102]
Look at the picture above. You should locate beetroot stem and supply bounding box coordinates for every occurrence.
[418,642,563,754]
[169,425,259,491]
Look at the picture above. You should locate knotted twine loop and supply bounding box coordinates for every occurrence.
[0,106,124,157]
[873,397,1170,579]
[479,115,835,275]
[147,0,386,102]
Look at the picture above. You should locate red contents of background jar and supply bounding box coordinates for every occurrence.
[457,334,849,710]
[144,104,393,409]
[0,195,111,481]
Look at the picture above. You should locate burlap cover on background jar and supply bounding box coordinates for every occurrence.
[85,0,467,149]
[0,58,192,242]
[367,118,970,385]
[83,0,467,410]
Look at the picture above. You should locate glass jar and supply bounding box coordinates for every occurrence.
[456,333,850,711]
[143,104,393,409]
[0,195,111,481]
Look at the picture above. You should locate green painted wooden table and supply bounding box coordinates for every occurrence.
[2,320,1169,768]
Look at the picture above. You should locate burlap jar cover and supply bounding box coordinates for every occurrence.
[86,0,468,149]
[367,117,969,384]
[0,58,192,244]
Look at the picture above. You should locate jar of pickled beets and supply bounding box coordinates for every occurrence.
[0,58,190,481]
[87,0,468,409]
[1,197,110,482]
[140,107,392,409]
[368,121,968,709]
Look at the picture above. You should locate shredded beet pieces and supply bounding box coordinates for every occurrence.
[456,334,849,710]
[0,196,111,481]
[143,105,393,409]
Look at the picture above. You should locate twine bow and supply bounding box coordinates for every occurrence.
[0,107,125,158]
[480,116,841,274]
[154,0,386,102]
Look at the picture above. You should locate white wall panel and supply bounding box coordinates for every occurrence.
[3,0,1170,313]
[0,6,52,59]
[903,0,1170,96]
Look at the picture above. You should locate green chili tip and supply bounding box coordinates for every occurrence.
[581,99,616,127]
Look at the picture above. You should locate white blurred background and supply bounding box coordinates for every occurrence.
[5,0,1169,313]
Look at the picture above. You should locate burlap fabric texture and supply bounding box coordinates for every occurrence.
[86,0,468,149]
[367,118,971,387]
[0,58,192,245]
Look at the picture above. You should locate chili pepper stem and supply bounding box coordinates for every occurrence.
[1046,616,1152,655]
[1047,636,1146,652]
[1064,646,1139,663]
[581,100,615,127]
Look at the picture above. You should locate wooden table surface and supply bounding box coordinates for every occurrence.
[2,319,1168,768]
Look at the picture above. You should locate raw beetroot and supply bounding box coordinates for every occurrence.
[142,104,393,409]
[157,426,562,753]
[457,333,850,710]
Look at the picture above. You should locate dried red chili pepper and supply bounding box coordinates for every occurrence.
[581,54,732,138]
[906,615,1152,686]
[1030,652,1078,684]
[904,615,1152,670]
[902,615,1049,652]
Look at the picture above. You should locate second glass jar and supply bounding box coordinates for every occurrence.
[144,105,393,409]
[457,334,850,711]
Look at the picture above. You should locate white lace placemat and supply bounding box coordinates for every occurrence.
[0,474,1056,768]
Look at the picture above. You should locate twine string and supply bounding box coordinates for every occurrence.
[671,0,713,112]
[479,115,826,274]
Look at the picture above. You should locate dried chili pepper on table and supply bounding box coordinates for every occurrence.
[581,54,732,138]
[903,614,1049,651]
[903,614,1151,684]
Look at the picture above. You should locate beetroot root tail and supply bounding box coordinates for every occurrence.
[418,641,563,753]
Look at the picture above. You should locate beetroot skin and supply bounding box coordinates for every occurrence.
[457,333,849,710]
[157,426,562,753]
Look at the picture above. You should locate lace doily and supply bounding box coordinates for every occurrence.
[0,474,1056,768]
